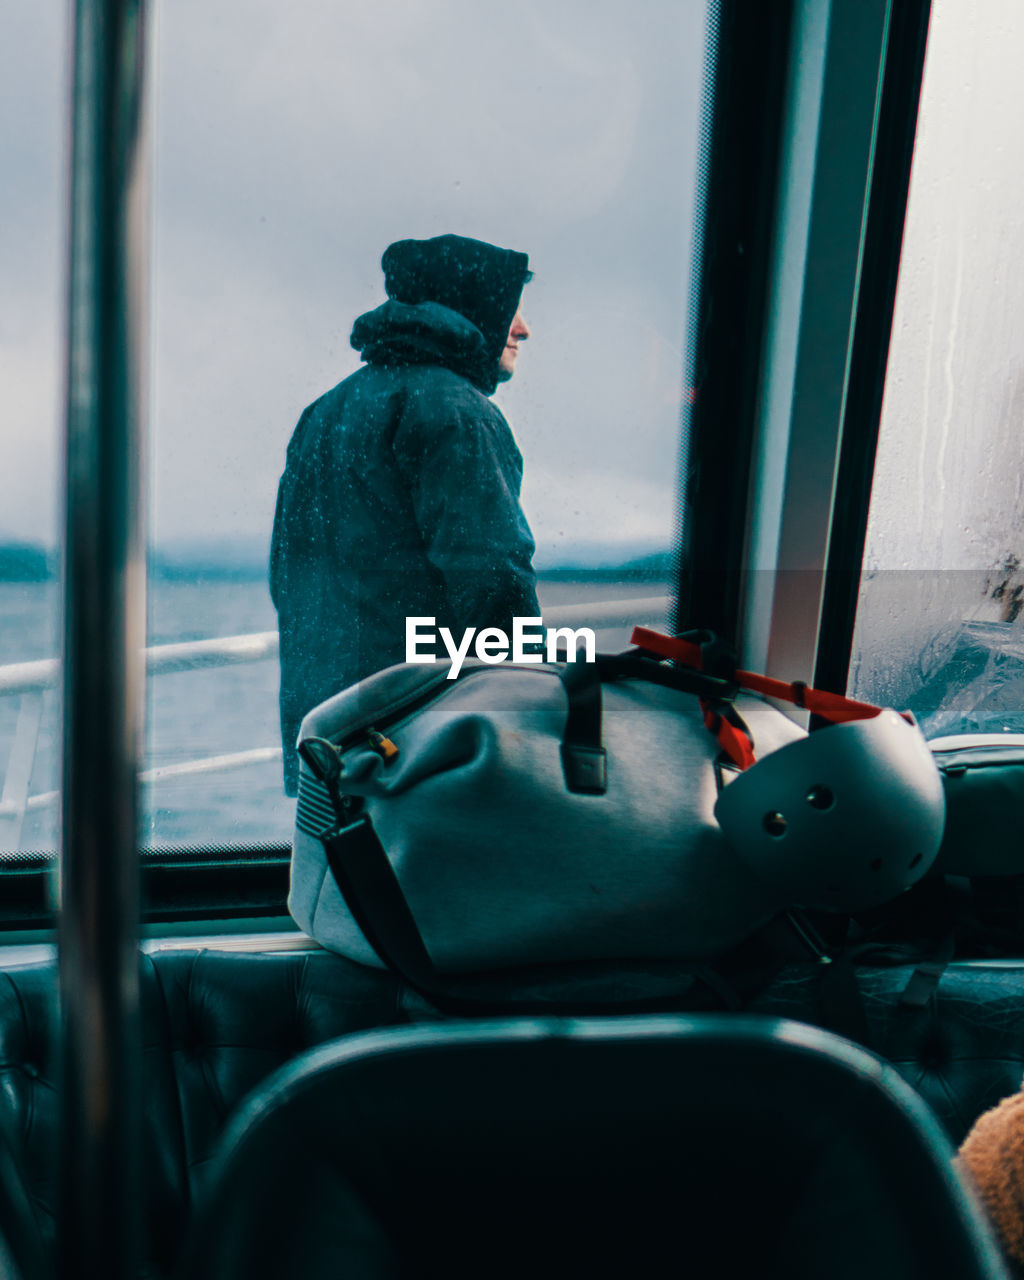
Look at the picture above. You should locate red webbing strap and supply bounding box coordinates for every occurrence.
[637,630,705,671]
[733,670,885,724]
[628,627,755,767]
[630,626,903,731]
[703,703,756,771]
[631,628,712,667]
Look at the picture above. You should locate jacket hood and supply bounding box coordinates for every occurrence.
[351,299,500,393]
[380,233,529,365]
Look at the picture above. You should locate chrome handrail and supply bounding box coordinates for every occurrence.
[0,595,670,695]
[0,630,279,697]
[0,594,671,828]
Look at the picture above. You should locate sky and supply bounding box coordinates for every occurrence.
[2,1,709,566]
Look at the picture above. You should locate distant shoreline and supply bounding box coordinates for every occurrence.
[0,544,675,584]
[0,544,51,582]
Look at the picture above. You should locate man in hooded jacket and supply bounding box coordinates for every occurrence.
[270,234,541,793]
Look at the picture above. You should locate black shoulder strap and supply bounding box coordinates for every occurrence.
[320,816,440,998]
[318,812,791,1016]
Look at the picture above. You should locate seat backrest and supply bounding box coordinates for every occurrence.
[176,1014,1012,1280]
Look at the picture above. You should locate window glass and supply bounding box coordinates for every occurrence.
[848,0,1024,736]
[1,2,712,855]
[0,10,64,852]
[144,0,711,849]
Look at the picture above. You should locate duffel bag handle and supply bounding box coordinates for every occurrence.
[559,646,752,792]
[559,659,607,795]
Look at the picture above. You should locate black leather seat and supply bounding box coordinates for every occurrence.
[0,1126,41,1280]
[176,1014,1011,1280]
[5,948,1024,1276]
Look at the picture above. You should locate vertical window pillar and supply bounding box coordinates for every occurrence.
[59,2,149,1277]
[740,0,891,685]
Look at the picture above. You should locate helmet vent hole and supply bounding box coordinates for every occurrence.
[806,785,835,810]
[762,811,788,837]
[909,852,923,869]
[870,858,883,872]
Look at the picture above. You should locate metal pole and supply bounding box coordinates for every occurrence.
[59,1,148,1277]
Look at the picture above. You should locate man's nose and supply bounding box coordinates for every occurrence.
[512,312,531,341]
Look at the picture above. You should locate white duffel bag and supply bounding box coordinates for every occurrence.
[289,633,945,979]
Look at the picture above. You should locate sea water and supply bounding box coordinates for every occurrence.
[0,579,668,852]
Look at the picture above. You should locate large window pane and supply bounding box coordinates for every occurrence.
[0,10,64,852]
[144,1,712,848]
[0,5,712,854]
[849,0,1024,736]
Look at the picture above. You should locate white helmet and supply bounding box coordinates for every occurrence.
[714,710,945,913]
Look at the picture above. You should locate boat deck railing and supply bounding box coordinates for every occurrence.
[0,595,670,848]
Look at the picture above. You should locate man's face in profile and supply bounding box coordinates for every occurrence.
[497,309,531,382]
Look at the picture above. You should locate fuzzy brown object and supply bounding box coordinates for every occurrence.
[958,1089,1024,1277]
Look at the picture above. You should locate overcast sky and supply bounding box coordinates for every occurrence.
[3,2,709,565]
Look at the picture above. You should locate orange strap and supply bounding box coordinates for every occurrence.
[731,670,886,725]
[630,626,908,770]
[703,704,756,771]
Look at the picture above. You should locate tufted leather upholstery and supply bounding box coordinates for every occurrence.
[149,948,408,1211]
[0,963,58,1278]
[0,1123,42,1280]
[0,944,1022,1276]
[0,946,414,1278]
[747,962,1024,1141]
